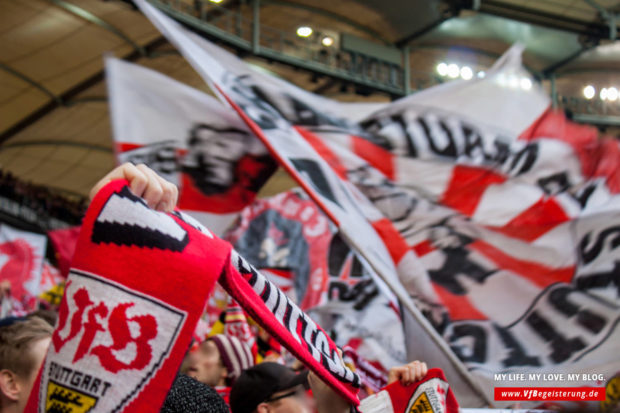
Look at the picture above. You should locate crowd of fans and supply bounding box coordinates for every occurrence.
[0,164,431,413]
[0,308,428,413]
[0,169,86,228]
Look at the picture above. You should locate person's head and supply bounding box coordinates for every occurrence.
[186,335,253,387]
[160,374,228,413]
[183,124,251,195]
[230,362,313,413]
[0,316,53,412]
[26,309,57,327]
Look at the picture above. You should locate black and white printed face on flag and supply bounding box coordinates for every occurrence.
[106,57,277,235]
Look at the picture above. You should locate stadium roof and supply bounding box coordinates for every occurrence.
[1,0,618,198]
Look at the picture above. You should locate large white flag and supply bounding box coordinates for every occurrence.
[106,57,277,235]
[130,0,517,406]
[132,1,620,408]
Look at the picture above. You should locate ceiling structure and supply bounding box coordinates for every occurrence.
[0,0,619,199]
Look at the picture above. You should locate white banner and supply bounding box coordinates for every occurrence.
[130,2,620,409]
[106,57,276,235]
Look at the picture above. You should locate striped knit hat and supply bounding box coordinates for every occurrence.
[208,334,254,385]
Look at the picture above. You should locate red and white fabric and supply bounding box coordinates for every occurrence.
[26,180,361,412]
[0,223,46,314]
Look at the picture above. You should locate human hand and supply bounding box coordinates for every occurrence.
[89,163,178,212]
[387,360,428,386]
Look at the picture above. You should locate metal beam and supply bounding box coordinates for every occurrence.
[583,0,618,40]
[0,36,167,145]
[154,2,404,96]
[541,43,597,76]
[67,96,108,105]
[395,1,467,48]
[402,45,411,94]
[549,74,558,109]
[0,140,112,153]
[256,47,404,96]
[553,67,620,76]
[154,1,252,50]
[252,0,260,54]
[262,0,392,45]
[0,63,63,104]
[477,0,612,39]
[395,17,451,48]
[572,113,620,127]
[49,0,147,56]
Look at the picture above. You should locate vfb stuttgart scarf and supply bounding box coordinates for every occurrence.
[26,180,360,413]
[359,369,459,413]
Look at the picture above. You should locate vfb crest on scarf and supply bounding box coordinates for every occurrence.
[39,270,186,413]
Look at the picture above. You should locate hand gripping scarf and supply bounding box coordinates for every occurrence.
[359,368,459,413]
[25,180,359,413]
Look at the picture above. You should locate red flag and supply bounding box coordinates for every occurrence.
[26,180,230,413]
[48,226,80,277]
[0,224,46,313]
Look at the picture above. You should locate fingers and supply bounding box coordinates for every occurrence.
[125,163,149,200]
[135,164,164,209]
[387,360,428,386]
[136,164,178,211]
[417,361,428,381]
[89,163,178,212]
[387,365,403,385]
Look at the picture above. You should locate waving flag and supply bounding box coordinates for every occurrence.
[106,58,276,236]
[133,0,488,405]
[107,59,404,395]
[119,2,620,407]
[227,189,407,382]
[0,223,46,314]
[187,38,620,408]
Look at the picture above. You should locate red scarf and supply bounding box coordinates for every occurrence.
[220,250,361,404]
[359,369,459,413]
[26,180,359,412]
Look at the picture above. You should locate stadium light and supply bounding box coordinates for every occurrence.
[508,75,519,89]
[607,87,618,102]
[447,63,460,78]
[520,78,532,91]
[296,26,313,37]
[436,62,448,76]
[477,71,486,78]
[321,36,334,47]
[583,85,595,100]
[460,66,473,80]
[600,88,608,101]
